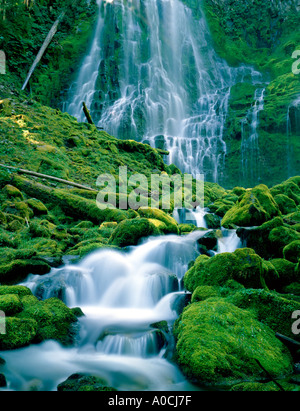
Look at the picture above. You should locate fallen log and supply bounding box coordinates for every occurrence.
[21,10,66,91]
[0,163,97,192]
[82,102,94,125]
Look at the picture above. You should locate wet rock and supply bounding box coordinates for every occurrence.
[57,373,117,391]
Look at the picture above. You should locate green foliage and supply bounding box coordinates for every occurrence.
[173,299,293,386]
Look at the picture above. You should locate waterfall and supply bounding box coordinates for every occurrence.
[0,209,241,391]
[64,0,263,184]
[240,87,266,187]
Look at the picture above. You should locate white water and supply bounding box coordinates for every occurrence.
[64,0,264,184]
[0,209,241,391]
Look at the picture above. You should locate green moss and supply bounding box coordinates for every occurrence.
[174,299,292,386]
[191,285,219,303]
[0,258,51,284]
[0,317,37,350]
[226,288,300,341]
[17,297,77,346]
[109,218,160,248]
[2,184,23,200]
[230,382,281,391]
[283,240,300,263]
[0,285,33,297]
[236,216,284,259]
[137,207,179,234]
[0,294,23,316]
[57,373,117,392]
[268,258,298,291]
[274,194,298,215]
[26,198,48,216]
[222,184,280,228]
[268,226,300,256]
[184,248,268,292]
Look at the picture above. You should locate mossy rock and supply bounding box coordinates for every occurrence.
[274,194,297,215]
[57,373,117,392]
[0,285,33,297]
[109,218,160,247]
[236,216,285,259]
[268,226,300,256]
[173,299,293,386]
[230,382,282,391]
[0,317,38,350]
[268,258,298,291]
[0,294,23,316]
[25,198,48,216]
[2,185,23,200]
[2,200,33,220]
[178,223,197,234]
[7,219,24,232]
[283,240,300,263]
[226,288,300,341]
[184,248,268,292]
[270,178,300,206]
[0,211,6,226]
[137,207,179,234]
[17,297,78,346]
[191,285,219,303]
[0,258,51,284]
[222,184,280,228]
[203,213,221,229]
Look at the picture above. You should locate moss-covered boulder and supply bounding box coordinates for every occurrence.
[184,248,269,292]
[236,216,284,259]
[0,317,38,350]
[137,207,179,234]
[2,185,23,200]
[203,213,221,229]
[0,258,51,284]
[173,299,293,386]
[283,240,300,263]
[221,184,280,228]
[109,218,160,247]
[57,373,117,392]
[17,296,78,346]
[0,294,23,316]
[274,194,298,215]
[25,198,48,216]
[225,288,300,341]
[268,226,300,257]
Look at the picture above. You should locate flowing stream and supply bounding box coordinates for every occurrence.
[0,209,241,391]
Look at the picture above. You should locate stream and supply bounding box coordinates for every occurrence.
[0,208,241,391]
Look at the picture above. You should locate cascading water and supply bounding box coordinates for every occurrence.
[240,87,266,187]
[0,209,241,391]
[64,0,264,184]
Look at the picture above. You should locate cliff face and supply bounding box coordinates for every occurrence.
[203,0,300,188]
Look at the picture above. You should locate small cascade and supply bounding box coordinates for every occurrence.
[241,87,266,187]
[0,207,242,391]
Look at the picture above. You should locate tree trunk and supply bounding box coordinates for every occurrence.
[21,10,66,91]
[82,102,94,125]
